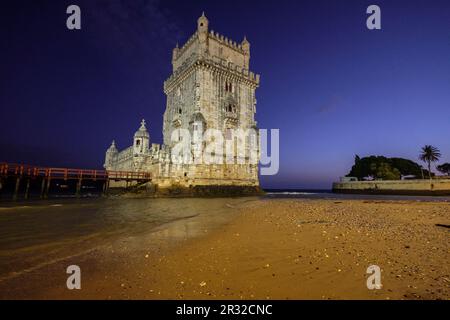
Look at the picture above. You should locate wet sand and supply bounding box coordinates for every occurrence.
[0,199,449,300]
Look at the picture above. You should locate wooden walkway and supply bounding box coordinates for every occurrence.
[0,163,151,200]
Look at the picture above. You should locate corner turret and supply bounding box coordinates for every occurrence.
[172,43,179,63]
[242,36,250,69]
[104,140,118,169]
[197,12,209,54]
[133,119,150,155]
[197,12,209,33]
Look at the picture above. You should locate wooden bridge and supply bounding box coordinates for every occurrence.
[0,162,152,200]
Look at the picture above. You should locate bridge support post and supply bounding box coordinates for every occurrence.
[76,179,82,198]
[40,178,46,199]
[44,178,51,199]
[103,179,109,196]
[13,177,21,201]
[0,177,4,198]
[24,178,31,200]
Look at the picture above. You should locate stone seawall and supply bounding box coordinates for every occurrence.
[107,182,264,198]
[332,179,450,196]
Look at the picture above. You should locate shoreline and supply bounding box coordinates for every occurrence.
[0,198,449,300]
[333,189,450,196]
[2,190,450,205]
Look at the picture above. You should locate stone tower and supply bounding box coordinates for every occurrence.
[163,13,260,155]
[104,13,261,191]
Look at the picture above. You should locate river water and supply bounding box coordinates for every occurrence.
[0,197,258,281]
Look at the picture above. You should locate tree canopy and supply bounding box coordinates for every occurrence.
[347,155,432,180]
[419,145,441,180]
[437,163,450,176]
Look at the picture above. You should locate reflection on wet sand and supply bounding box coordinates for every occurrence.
[0,197,257,282]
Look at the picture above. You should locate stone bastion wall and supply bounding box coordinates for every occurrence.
[332,179,450,196]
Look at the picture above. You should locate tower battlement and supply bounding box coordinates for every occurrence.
[173,30,247,63]
[208,30,246,51]
[171,13,255,75]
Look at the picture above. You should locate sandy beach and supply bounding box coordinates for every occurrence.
[0,198,449,300]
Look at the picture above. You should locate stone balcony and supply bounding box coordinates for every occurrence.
[224,111,238,119]
[172,115,182,128]
[224,112,239,126]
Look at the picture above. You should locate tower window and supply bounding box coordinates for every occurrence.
[226,104,236,113]
[178,108,182,114]
[136,139,141,146]
[225,82,233,93]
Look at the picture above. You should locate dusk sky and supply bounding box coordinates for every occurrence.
[1,0,449,189]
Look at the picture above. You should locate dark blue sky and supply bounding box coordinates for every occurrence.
[1,0,449,189]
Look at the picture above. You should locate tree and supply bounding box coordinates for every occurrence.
[437,163,450,176]
[390,157,426,178]
[419,145,441,180]
[374,162,401,180]
[347,155,426,180]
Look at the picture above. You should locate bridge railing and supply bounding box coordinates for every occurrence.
[107,171,152,180]
[0,163,151,181]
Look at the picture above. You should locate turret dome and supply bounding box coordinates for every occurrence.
[134,119,150,139]
[107,140,118,154]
